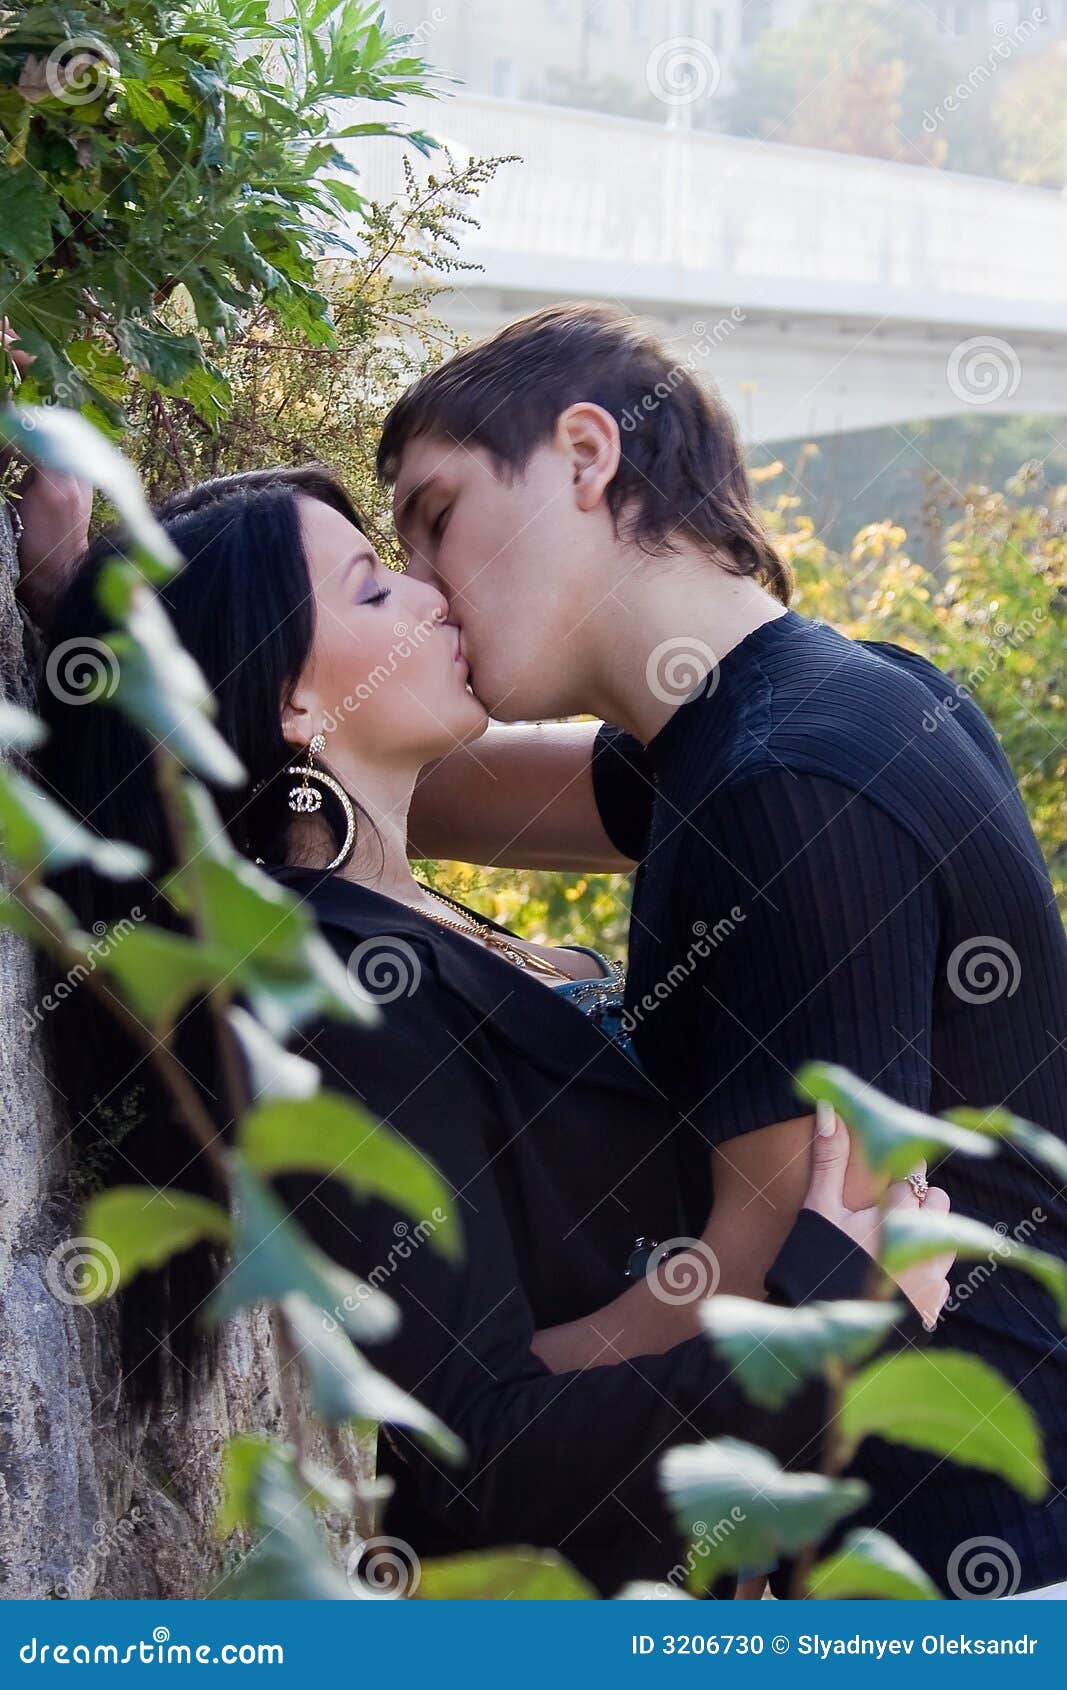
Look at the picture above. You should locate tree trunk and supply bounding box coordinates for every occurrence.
[0,504,362,1599]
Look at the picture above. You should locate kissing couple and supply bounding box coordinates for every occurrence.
[24,303,1067,1598]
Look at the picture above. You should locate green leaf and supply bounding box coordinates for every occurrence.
[840,1350,1048,1501]
[660,1438,868,1591]
[418,1550,595,1601]
[699,1297,901,1409]
[204,1156,398,1344]
[214,1437,353,1600]
[228,1006,321,1101]
[0,763,147,878]
[99,922,234,1033]
[795,1063,1001,1177]
[808,1528,941,1600]
[0,406,180,576]
[0,172,60,271]
[948,1107,1067,1186]
[0,701,45,751]
[101,572,246,788]
[281,1291,463,1463]
[881,1207,1067,1325]
[164,781,374,1036]
[239,1093,460,1262]
[79,1186,232,1302]
[0,883,83,950]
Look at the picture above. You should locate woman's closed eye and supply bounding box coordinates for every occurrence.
[361,583,393,607]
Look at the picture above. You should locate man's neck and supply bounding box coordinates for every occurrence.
[581,548,790,746]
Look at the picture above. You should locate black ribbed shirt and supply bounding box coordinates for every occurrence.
[593,608,1067,1592]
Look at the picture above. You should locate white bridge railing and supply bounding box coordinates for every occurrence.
[353,94,1067,335]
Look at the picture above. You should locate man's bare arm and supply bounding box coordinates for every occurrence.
[408,719,636,872]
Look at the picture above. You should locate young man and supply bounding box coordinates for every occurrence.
[383,302,1067,1595]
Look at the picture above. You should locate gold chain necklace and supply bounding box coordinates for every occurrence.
[414,883,575,981]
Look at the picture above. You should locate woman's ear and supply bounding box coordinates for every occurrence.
[280,689,312,751]
[554,402,621,512]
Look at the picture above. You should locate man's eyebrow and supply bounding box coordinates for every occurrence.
[397,475,439,533]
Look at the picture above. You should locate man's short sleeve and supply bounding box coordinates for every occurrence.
[591,723,655,862]
[649,772,942,1147]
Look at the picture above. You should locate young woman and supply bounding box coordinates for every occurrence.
[30,467,946,1596]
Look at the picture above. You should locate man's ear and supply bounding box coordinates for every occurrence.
[554,403,620,513]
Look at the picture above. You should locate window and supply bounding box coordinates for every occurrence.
[931,1,967,33]
[708,5,724,50]
[545,0,570,20]
[586,0,612,33]
[492,58,517,97]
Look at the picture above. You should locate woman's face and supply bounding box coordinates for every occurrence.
[285,495,488,768]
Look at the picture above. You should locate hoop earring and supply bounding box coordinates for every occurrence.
[286,732,356,872]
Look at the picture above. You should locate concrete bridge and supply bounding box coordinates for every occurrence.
[351,93,1067,444]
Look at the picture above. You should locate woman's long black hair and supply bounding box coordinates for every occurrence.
[33,465,367,1403]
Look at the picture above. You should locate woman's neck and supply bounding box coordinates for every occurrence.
[326,756,426,904]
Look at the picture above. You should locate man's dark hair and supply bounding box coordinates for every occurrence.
[377,302,792,605]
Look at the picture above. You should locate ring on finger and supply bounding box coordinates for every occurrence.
[906,1171,930,1206]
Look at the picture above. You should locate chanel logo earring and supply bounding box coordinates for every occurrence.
[285,732,357,871]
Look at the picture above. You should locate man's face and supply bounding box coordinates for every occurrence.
[392,430,600,720]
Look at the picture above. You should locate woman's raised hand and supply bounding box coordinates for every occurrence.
[803,1107,954,1331]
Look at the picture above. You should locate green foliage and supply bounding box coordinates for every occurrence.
[0,0,441,424]
[795,1061,1003,1175]
[239,1092,462,1261]
[660,1437,869,1593]
[809,1528,941,1601]
[698,1297,900,1410]
[840,1351,1048,1502]
[79,1185,231,1300]
[416,1550,595,1601]
[881,1207,1067,1324]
